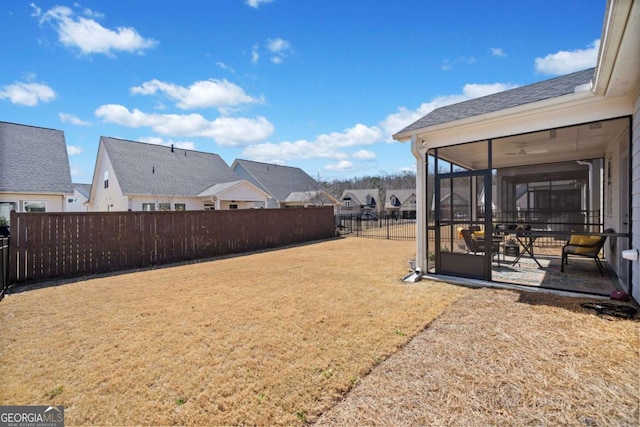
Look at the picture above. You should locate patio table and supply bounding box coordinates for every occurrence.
[512,231,543,268]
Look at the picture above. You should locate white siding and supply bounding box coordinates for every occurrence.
[88,148,128,212]
[0,193,66,214]
[65,189,88,212]
[128,196,204,211]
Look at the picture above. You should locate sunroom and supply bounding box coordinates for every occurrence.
[419,116,631,296]
[394,57,637,299]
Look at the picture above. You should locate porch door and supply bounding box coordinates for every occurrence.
[435,170,493,280]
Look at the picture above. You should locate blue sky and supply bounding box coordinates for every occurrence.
[1,0,605,184]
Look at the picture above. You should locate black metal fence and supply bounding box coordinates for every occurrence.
[336,214,416,241]
[0,238,8,301]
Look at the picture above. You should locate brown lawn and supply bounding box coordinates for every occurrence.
[0,237,468,425]
[317,288,640,426]
[2,236,638,426]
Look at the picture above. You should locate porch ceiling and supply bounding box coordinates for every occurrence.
[436,117,628,170]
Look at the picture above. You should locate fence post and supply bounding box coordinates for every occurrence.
[0,237,8,301]
[386,216,390,240]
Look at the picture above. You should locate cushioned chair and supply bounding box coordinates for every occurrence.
[461,229,500,265]
[561,228,613,275]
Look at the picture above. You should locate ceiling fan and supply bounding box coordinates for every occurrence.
[505,146,549,156]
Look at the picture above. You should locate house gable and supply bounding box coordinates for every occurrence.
[231,159,324,205]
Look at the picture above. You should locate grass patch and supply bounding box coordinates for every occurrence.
[0,238,467,425]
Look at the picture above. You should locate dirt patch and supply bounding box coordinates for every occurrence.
[0,237,467,425]
[316,287,640,426]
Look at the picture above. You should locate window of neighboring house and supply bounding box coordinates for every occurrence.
[344,200,351,207]
[174,203,186,211]
[24,201,46,212]
[204,203,215,210]
[142,203,156,211]
[0,202,17,226]
[68,198,75,203]
[104,171,109,189]
[229,204,238,210]
[159,203,171,211]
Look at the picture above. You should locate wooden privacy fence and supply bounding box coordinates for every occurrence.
[9,207,335,283]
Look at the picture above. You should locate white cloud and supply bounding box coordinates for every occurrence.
[352,149,376,160]
[67,145,84,155]
[94,104,274,146]
[29,3,42,17]
[60,112,91,126]
[490,47,506,57]
[242,123,382,162]
[0,80,56,106]
[324,160,355,172]
[251,45,260,64]
[130,79,262,111]
[267,38,292,63]
[38,5,157,56]
[138,136,196,150]
[535,40,600,75]
[380,82,518,138]
[441,56,476,71]
[69,163,86,179]
[246,0,273,8]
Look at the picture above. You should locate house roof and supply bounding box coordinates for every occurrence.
[285,190,338,204]
[74,183,92,199]
[231,159,322,202]
[386,189,415,203]
[101,137,241,196]
[394,68,595,138]
[340,189,380,205]
[0,121,74,195]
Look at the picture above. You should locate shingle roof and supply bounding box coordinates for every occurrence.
[386,189,415,203]
[101,137,240,196]
[232,159,321,202]
[340,189,380,205]
[74,183,92,198]
[394,68,595,137]
[0,121,74,194]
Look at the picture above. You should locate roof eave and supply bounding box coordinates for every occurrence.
[393,89,596,143]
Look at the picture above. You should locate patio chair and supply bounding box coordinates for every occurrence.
[561,228,613,275]
[461,229,500,265]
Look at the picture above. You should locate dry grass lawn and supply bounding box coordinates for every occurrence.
[317,287,640,426]
[0,237,469,425]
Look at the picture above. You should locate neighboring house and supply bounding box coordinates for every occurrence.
[339,189,381,217]
[66,183,92,212]
[385,189,416,218]
[231,159,338,209]
[87,137,269,212]
[393,0,640,302]
[0,121,74,225]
